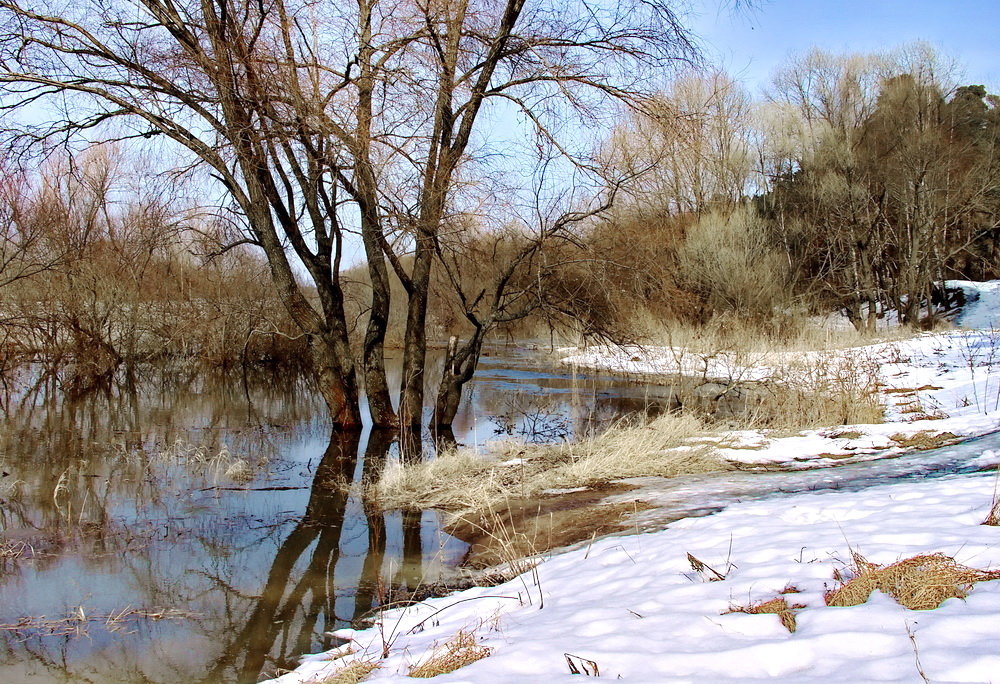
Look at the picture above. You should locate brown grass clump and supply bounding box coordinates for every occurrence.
[725,596,806,633]
[825,552,1000,610]
[317,660,379,684]
[0,539,30,561]
[373,413,728,517]
[983,476,1000,526]
[889,432,960,451]
[828,429,865,440]
[407,629,492,678]
[985,503,1000,526]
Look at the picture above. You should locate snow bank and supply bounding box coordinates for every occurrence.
[562,280,1000,466]
[271,472,1000,683]
[267,282,1000,683]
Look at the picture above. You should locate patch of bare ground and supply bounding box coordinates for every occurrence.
[446,483,651,568]
[825,552,1000,610]
[883,385,944,394]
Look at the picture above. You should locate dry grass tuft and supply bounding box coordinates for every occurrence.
[825,552,1000,610]
[828,430,865,440]
[407,629,492,678]
[985,502,1000,526]
[889,432,961,451]
[374,413,727,517]
[317,659,380,684]
[0,475,24,500]
[725,596,806,633]
[983,473,1000,526]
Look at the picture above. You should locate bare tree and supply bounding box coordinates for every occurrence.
[0,0,698,430]
[607,70,755,216]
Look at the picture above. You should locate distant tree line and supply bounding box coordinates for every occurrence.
[556,45,999,336]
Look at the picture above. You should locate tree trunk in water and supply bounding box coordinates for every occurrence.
[434,331,486,428]
[399,243,433,429]
[361,234,397,428]
[311,337,363,431]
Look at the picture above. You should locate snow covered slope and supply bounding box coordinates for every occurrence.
[267,283,1000,683]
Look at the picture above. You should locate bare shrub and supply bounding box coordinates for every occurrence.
[674,207,793,323]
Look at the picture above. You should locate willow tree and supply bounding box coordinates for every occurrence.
[0,0,697,429]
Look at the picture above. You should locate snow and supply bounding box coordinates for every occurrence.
[562,280,1000,466]
[271,474,1000,683]
[267,282,1000,683]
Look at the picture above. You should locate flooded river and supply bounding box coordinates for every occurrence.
[0,350,995,683]
[0,350,678,683]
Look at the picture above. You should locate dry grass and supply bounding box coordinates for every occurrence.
[890,431,961,451]
[828,429,865,440]
[593,319,889,432]
[316,660,380,684]
[725,596,806,633]
[984,500,1000,526]
[641,309,917,359]
[0,476,24,500]
[0,606,194,638]
[984,471,1000,526]
[0,539,31,569]
[133,440,259,484]
[825,552,1000,610]
[373,413,728,517]
[748,351,885,431]
[407,629,492,678]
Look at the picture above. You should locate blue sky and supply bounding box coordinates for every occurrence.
[689,0,999,94]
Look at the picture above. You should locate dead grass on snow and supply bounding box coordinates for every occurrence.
[725,596,806,633]
[315,660,379,684]
[825,552,1000,610]
[407,629,492,678]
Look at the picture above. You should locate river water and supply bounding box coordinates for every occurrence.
[0,350,682,683]
[0,351,995,683]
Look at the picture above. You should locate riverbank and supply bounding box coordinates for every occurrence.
[271,468,1000,683]
[562,280,1000,468]
[269,282,1000,682]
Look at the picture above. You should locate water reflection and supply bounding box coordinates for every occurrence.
[1,354,667,683]
[204,431,359,683]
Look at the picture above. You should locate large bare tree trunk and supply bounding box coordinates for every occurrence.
[310,336,363,431]
[355,1,397,428]
[399,241,434,429]
[358,189,396,427]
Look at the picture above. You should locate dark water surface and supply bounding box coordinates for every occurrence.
[0,350,673,683]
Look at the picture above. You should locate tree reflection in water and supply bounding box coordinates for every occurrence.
[0,370,466,684]
[205,430,364,683]
[1,354,666,683]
